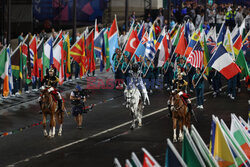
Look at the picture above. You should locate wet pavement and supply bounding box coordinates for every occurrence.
[0,71,249,167]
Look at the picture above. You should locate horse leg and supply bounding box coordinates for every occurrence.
[186,111,191,130]
[130,110,136,130]
[57,113,63,136]
[42,113,48,137]
[49,114,56,138]
[173,118,177,142]
[178,118,183,142]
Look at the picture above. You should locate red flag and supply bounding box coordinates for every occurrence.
[142,148,160,167]
[29,36,39,77]
[86,30,95,73]
[175,31,187,55]
[108,17,118,38]
[124,30,140,55]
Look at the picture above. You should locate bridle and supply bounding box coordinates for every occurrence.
[170,93,185,112]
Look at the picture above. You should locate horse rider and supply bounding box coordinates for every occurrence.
[127,63,150,105]
[169,72,192,114]
[70,85,87,129]
[39,67,63,112]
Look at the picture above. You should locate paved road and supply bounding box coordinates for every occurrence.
[0,71,249,167]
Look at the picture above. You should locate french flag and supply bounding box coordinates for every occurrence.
[208,44,241,80]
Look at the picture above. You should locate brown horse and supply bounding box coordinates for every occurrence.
[169,90,191,142]
[40,88,65,138]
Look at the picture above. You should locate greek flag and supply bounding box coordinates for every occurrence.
[145,26,156,60]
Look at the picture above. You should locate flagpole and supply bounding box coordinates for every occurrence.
[114,20,135,72]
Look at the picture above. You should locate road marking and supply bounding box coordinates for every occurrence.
[8,86,226,166]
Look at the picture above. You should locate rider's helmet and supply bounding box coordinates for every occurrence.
[75,85,82,91]
[49,67,54,76]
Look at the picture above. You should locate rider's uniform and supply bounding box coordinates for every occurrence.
[126,68,150,105]
[39,74,63,111]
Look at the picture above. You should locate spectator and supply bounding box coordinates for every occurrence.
[188,20,195,34]
[146,13,153,23]
[39,29,47,40]
[156,12,164,29]
[195,9,202,28]
[192,68,207,109]
[131,11,136,21]
[235,7,244,26]
[216,9,225,33]
[207,6,215,27]
[18,32,24,44]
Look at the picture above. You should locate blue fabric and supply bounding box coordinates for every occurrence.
[195,86,204,105]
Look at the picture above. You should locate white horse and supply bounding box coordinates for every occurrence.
[124,86,145,129]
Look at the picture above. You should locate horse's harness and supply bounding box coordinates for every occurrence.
[41,87,54,110]
[170,94,185,112]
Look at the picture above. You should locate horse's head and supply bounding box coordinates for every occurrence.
[169,90,180,112]
[40,87,52,110]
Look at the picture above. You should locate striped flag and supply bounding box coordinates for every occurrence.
[145,26,156,60]
[142,148,160,167]
[186,41,204,69]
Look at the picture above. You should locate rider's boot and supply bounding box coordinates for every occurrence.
[58,99,62,112]
[187,103,192,113]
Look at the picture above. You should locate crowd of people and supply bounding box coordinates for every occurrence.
[0,2,249,113]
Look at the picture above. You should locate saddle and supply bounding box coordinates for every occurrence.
[178,91,189,106]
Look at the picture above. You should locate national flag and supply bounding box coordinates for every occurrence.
[182,127,206,167]
[175,30,187,56]
[239,116,250,135]
[220,119,250,167]
[53,39,64,85]
[217,22,226,45]
[11,44,22,79]
[157,35,169,67]
[210,115,236,166]
[114,158,122,167]
[141,31,148,45]
[0,47,6,78]
[108,16,119,70]
[145,26,156,60]
[233,34,243,56]
[94,29,105,71]
[138,22,145,41]
[186,41,204,69]
[165,138,187,167]
[21,43,28,81]
[170,24,178,42]
[231,26,240,43]
[230,114,250,159]
[207,36,217,55]
[236,50,250,78]
[70,33,86,77]
[242,32,250,51]
[203,36,211,75]
[172,26,181,46]
[190,125,218,167]
[131,152,142,167]
[223,27,235,60]
[134,42,146,62]
[86,30,95,73]
[142,148,160,167]
[37,38,44,81]
[124,29,140,56]
[0,47,9,97]
[29,36,39,78]
[6,47,13,96]
[184,32,200,57]
[239,19,246,38]
[207,44,241,79]
[104,29,110,71]
[43,36,53,74]
[155,28,165,50]
[63,34,71,77]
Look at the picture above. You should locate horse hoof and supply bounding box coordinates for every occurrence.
[138,123,142,127]
[58,133,62,136]
[130,125,135,130]
[173,139,177,143]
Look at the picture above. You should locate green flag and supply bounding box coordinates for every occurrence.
[0,47,7,78]
[203,36,211,75]
[182,127,206,167]
[236,50,250,77]
[104,30,110,71]
[173,26,181,46]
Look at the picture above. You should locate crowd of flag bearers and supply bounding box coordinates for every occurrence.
[0,13,249,109]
